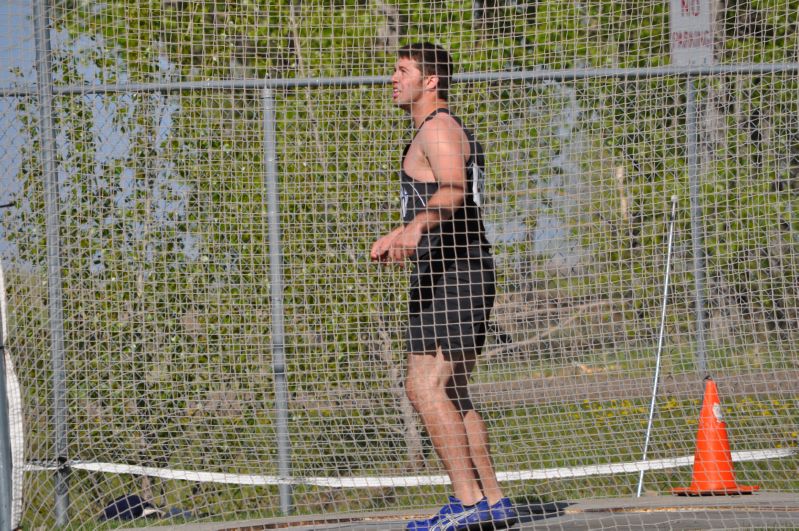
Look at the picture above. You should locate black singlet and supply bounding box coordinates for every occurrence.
[400,108,491,260]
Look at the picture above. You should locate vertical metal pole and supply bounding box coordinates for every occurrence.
[686,78,707,375]
[637,196,679,497]
[0,255,12,531]
[32,0,70,525]
[473,0,485,21]
[263,88,292,515]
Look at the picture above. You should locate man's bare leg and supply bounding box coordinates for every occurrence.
[405,347,483,505]
[463,410,503,504]
[448,357,504,505]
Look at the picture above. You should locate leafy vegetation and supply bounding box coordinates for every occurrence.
[2,0,798,527]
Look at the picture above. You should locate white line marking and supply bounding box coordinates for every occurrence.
[22,448,794,488]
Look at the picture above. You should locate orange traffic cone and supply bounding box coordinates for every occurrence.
[672,377,758,495]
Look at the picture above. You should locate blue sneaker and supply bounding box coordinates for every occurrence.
[477,497,518,529]
[406,496,484,531]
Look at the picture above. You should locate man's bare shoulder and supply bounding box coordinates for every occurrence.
[418,111,464,136]
[416,112,469,152]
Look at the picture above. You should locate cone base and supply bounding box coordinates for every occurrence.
[672,485,759,496]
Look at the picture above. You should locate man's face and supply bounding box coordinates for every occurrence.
[391,56,427,108]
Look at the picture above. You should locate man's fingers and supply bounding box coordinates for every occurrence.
[371,238,389,261]
[389,247,411,262]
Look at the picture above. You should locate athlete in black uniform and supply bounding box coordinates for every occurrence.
[401,107,495,360]
[371,43,517,531]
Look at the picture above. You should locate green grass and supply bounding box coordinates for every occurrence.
[21,391,797,529]
[478,341,799,382]
[19,337,798,528]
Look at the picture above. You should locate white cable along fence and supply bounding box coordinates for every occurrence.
[0,0,797,528]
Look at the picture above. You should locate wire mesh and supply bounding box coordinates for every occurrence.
[0,0,797,528]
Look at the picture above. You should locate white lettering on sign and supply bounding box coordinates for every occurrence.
[670,0,714,66]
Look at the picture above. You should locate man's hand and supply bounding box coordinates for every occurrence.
[370,226,401,263]
[370,225,421,264]
[387,224,422,262]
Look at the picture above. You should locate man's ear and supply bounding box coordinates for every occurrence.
[424,74,439,93]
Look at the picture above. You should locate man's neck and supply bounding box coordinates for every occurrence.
[409,98,448,129]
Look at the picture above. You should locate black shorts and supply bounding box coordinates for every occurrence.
[407,251,496,356]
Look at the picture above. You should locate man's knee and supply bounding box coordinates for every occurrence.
[405,353,449,408]
[404,374,420,407]
[445,384,475,414]
[404,362,430,408]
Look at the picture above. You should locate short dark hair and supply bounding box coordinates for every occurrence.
[397,42,453,100]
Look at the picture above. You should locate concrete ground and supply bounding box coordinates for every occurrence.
[136,491,799,530]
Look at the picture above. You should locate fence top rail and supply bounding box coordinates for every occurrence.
[1,63,798,97]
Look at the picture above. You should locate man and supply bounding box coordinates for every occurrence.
[370,42,518,531]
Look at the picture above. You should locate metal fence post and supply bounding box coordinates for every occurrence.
[32,0,70,525]
[263,88,292,515]
[686,77,707,375]
[0,234,12,531]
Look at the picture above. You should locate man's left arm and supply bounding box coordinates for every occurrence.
[387,125,467,262]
